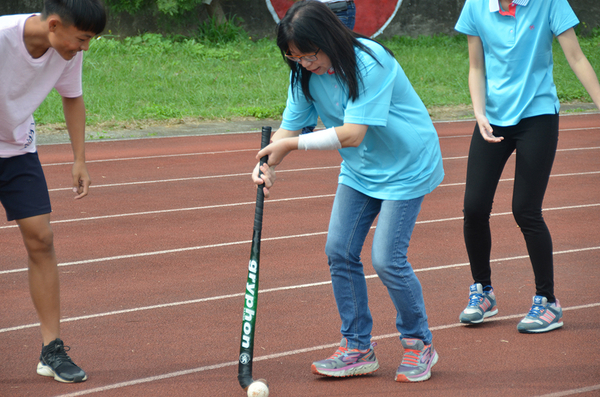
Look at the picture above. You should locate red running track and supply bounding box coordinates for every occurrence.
[1,114,599,397]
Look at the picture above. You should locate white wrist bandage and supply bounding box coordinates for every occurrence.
[297,127,342,150]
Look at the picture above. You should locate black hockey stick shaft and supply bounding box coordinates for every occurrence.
[238,126,271,390]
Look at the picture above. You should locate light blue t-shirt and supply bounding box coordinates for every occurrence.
[455,0,579,126]
[281,39,444,201]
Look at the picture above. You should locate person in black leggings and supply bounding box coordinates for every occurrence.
[454,0,600,333]
[463,113,559,304]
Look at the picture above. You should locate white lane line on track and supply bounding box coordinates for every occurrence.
[442,145,600,160]
[418,202,600,224]
[40,143,600,168]
[559,126,600,132]
[559,145,600,151]
[534,384,600,397]
[0,194,337,229]
[2,246,599,334]
[37,167,600,193]
[38,121,600,167]
[46,166,340,192]
[51,302,600,397]
[1,202,599,270]
[1,198,598,233]
[1,199,599,271]
[0,166,600,230]
[43,149,258,166]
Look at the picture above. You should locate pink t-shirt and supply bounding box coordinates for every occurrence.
[0,14,83,157]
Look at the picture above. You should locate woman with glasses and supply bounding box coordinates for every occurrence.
[251,1,444,383]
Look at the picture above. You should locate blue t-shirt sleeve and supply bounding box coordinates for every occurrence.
[343,43,395,127]
[455,0,478,36]
[549,0,579,36]
[281,72,319,131]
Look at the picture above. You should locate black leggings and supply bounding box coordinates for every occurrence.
[463,113,559,302]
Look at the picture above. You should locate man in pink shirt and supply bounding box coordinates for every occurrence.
[0,0,106,383]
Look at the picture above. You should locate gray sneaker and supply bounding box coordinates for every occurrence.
[459,283,498,324]
[37,338,87,383]
[517,296,563,333]
[395,338,438,382]
[311,337,379,377]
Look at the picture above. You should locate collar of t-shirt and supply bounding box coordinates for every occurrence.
[489,0,529,17]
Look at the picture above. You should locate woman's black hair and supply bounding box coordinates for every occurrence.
[276,1,394,102]
[42,0,107,35]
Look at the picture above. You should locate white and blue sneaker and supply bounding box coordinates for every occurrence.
[517,296,563,333]
[459,283,498,324]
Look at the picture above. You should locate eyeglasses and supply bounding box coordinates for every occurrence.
[285,48,320,63]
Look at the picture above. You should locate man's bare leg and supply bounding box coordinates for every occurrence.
[17,213,60,345]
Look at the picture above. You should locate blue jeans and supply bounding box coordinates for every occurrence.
[325,184,432,349]
[331,2,355,30]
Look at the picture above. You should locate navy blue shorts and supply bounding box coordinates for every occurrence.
[0,152,52,221]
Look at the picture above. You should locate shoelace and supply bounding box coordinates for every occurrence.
[527,304,544,317]
[44,342,73,367]
[328,346,349,359]
[327,342,376,360]
[400,349,422,367]
[467,293,484,307]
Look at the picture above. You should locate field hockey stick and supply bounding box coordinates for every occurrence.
[238,126,271,391]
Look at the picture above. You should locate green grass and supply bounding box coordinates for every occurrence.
[385,34,472,108]
[33,31,600,130]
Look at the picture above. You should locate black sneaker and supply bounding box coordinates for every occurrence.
[37,338,87,383]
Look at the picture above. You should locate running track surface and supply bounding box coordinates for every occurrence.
[1,114,599,397]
